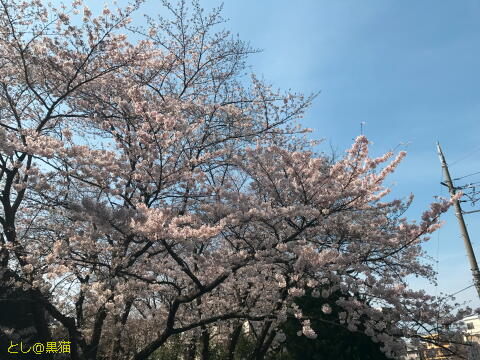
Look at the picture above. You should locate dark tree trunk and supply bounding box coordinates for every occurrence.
[227,323,243,360]
[200,327,210,360]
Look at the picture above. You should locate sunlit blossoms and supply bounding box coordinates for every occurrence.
[321,304,332,315]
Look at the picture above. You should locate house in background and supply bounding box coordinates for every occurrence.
[462,315,480,360]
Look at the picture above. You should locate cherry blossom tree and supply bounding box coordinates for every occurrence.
[0,1,474,360]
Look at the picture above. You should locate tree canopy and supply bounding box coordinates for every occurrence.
[0,1,473,359]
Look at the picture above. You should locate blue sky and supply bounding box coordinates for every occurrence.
[190,0,480,308]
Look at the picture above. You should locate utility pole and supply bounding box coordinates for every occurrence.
[437,142,480,300]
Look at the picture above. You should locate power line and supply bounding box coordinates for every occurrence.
[457,181,480,188]
[450,146,480,167]
[453,171,480,182]
[450,284,475,297]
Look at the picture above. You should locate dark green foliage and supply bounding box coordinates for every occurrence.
[277,290,390,360]
[147,335,181,360]
[148,289,391,360]
[149,331,256,360]
[0,269,54,360]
